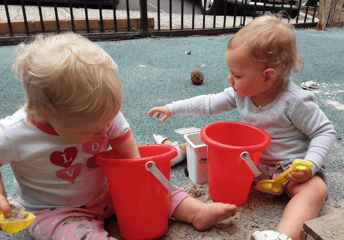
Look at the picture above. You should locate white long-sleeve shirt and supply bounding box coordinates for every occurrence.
[167,80,336,175]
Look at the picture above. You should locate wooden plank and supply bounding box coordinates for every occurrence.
[302,209,344,240]
[300,229,307,240]
[318,0,333,30]
[328,0,344,27]
[306,234,315,240]
[301,229,316,240]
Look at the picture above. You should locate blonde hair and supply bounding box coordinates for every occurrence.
[13,33,122,122]
[227,15,303,81]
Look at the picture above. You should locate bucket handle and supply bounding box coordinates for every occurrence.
[145,161,175,194]
[240,151,261,177]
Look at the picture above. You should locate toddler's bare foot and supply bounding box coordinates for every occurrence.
[191,203,237,231]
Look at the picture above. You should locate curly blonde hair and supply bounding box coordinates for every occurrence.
[227,15,303,82]
[13,33,122,122]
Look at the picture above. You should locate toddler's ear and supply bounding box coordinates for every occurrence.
[263,68,277,86]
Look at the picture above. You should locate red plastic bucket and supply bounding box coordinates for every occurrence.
[96,144,177,240]
[200,121,270,206]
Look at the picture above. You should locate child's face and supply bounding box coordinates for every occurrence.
[225,45,269,98]
[48,111,117,144]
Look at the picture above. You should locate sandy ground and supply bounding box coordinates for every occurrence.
[105,183,344,240]
[165,184,344,240]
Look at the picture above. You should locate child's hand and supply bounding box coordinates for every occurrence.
[286,168,312,184]
[0,194,11,218]
[148,106,171,123]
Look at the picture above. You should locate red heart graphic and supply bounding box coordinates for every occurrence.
[50,147,78,168]
[56,163,83,183]
[82,136,106,155]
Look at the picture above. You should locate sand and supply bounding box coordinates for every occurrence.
[161,183,344,240]
[106,183,344,240]
[4,204,28,222]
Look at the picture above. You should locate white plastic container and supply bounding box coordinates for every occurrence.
[183,132,208,184]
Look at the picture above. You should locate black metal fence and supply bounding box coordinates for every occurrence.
[0,0,320,45]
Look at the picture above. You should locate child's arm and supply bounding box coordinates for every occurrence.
[290,93,336,176]
[149,87,237,121]
[110,134,140,159]
[0,171,11,217]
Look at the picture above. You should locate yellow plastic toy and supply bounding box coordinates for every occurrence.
[254,159,313,195]
[0,210,36,234]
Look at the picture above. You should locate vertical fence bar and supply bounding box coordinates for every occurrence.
[280,0,285,14]
[98,0,104,32]
[181,0,184,29]
[253,0,258,19]
[126,0,131,31]
[281,0,291,23]
[69,0,76,32]
[288,0,293,22]
[20,0,30,35]
[3,0,13,36]
[37,0,45,33]
[83,0,90,33]
[112,0,118,32]
[295,0,303,23]
[263,0,267,15]
[233,0,238,27]
[169,0,172,30]
[140,0,150,36]
[192,0,196,29]
[272,0,276,16]
[304,4,310,23]
[223,1,228,28]
[53,0,60,33]
[212,1,217,28]
[311,0,319,22]
[242,0,248,26]
[202,0,206,29]
[157,0,161,30]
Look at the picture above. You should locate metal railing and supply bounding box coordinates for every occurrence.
[0,0,320,45]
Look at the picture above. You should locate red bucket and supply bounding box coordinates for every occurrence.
[96,144,177,240]
[200,121,270,206]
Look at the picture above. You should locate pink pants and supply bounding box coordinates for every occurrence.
[28,187,189,240]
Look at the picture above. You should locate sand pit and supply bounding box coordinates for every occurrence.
[106,182,343,240]
[161,183,344,240]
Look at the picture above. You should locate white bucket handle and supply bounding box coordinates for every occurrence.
[145,161,175,194]
[240,151,261,177]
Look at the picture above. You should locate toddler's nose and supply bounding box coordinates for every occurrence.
[228,75,234,86]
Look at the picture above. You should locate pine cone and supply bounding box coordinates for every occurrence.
[191,70,204,85]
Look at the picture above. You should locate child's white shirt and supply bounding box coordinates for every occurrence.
[0,109,131,212]
[167,80,336,175]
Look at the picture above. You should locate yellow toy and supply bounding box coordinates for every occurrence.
[254,159,313,195]
[0,210,36,234]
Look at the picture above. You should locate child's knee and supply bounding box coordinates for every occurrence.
[314,176,328,200]
[29,211,114,240]
[286,175,327,199]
